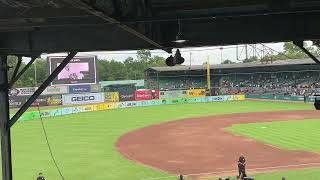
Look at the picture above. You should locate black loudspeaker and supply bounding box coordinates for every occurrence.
[244,177,254,180]
[314,97,320,110]
[165,55,175,66]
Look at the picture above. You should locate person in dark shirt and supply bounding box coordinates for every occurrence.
[37,172,45,180]
[238,155,247,179]
[179,174,184,180]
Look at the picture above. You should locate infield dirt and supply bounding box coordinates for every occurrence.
[117,110,320,179]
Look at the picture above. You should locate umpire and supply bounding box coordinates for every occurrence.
[238,155,247,179]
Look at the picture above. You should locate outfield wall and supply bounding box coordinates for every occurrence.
[15,95,245,122]
[247,95,316,102]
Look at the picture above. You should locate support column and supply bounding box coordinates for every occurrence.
[0,55,12,180]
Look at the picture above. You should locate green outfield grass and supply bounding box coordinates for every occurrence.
[224,119,320,180]
[3,100,317,180]
[226,119,320,152]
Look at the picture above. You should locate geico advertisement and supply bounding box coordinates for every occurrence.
[62,93,105,105]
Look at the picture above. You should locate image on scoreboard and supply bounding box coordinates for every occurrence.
[48,56,97,85]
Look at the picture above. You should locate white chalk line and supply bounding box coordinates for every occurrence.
[140,162,320,180]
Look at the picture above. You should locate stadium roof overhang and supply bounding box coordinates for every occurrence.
[1,0,320,56]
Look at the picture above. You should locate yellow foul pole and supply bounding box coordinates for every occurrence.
[206,56,211,91]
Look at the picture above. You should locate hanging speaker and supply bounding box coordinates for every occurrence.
[175,49,185,64]
[165,55,175,66]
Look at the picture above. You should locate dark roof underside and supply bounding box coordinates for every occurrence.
[1,0,320,56]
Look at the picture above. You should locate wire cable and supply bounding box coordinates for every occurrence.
[37,105,65,180]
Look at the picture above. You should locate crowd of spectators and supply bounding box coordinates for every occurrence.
[145,70,320,96]
[219,71,320,96]
[146,76,207,90]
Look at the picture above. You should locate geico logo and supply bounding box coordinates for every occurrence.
[71,96,95,101]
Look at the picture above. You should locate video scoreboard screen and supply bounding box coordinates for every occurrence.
[48,56,97,85]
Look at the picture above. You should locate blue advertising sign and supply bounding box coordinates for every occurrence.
[69,85,91,94]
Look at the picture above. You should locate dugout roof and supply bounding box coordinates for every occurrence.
[1,0,320,56]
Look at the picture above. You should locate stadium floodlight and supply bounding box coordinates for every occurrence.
[173,34,187,43]
[172,19,187,43]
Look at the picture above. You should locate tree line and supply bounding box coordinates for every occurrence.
[6,42,318,88]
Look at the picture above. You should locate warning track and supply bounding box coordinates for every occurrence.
[116,110,320,178]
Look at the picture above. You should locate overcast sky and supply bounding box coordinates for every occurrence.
[43,42,285,65]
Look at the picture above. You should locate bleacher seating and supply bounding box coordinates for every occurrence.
[146,70,320,96]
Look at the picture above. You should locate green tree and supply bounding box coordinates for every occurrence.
[283,42,309,59]
[97,49,166,81]
[137,49,151,63]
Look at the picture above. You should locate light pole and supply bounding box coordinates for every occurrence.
[189,52,192,68]
[220,47,223,63]
[34,58,37,87]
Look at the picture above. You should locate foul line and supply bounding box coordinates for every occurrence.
[140,162,320,180]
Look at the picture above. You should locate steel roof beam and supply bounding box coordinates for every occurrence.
[69,0,172,53]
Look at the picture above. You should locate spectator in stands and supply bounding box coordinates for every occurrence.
[36,172,45,180]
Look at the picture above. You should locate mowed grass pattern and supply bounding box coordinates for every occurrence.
[226,119,320,152]
[1,101,315,180]
[225,119,320,180]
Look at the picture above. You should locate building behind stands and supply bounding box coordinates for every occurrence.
[144,58,320,96]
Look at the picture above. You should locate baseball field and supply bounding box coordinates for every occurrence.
[6,100,320,180]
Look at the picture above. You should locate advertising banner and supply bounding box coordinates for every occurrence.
[39,110,52,118]
[119,92,135,101]
[246,95,302,101]
[159,90,187,99]
[105,92,119,102]
[71,106,84,114]
[149,100,162,106]
[207,96,224,102]
[14,95,247,123]
[31,95,62,107]
[62,93,105,105]
[9,96,28,108]
[117,101,136,108]
[90,84,101,92]
[42,85,68,95]
[61,108,73,115]
[10,87,37,96]
[106,102,118,109]
[134,89,152,101]
[48,109,62,117]
[187,89,206,98]
[81,105,95,112]
[69,84,91,94]
[96,103,107,111]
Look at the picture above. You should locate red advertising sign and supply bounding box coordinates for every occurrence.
[134,89,152,101]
